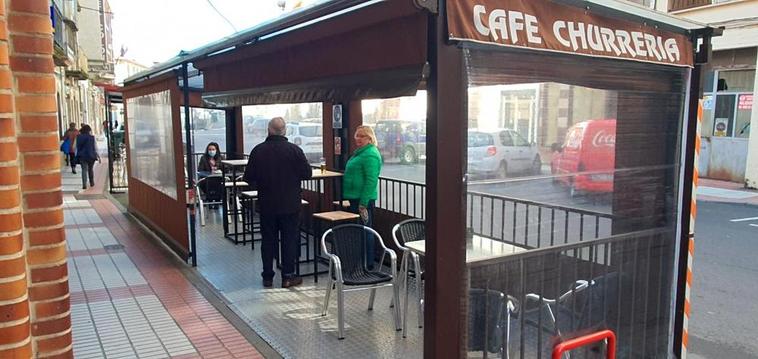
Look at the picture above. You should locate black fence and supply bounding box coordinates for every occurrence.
[374,176,614,251]
[466,191,614,250]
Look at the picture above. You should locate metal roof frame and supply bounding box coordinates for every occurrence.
[124,0,381,85]
[125,0,716,86]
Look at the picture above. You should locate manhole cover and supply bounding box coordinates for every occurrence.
[103,244,125,251]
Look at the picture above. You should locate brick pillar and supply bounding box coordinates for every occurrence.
[0,0,32,357]
[0,0,71,357]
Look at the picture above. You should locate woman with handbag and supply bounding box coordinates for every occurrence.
[75,125,99,190]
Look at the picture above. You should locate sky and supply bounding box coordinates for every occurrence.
[109,0,315,66]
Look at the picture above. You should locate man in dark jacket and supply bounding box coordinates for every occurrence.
[243,117,312,288]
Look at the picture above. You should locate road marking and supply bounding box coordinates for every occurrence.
[730,216,758,222]
[751,224,758,228]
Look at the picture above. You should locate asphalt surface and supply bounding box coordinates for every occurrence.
[688,201,758,359]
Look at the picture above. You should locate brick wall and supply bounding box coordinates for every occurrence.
[0,0,71,358]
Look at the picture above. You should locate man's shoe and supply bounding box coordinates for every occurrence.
[281,277,303,288]
[263,279,273,288]
[72,170,77,174]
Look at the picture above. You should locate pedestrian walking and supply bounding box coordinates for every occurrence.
[343,125,382,268]
[75,124,99,190]
[243,117,312,288]
[61,122,79,174]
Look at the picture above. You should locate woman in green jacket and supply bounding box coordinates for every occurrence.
[343,125,382,267]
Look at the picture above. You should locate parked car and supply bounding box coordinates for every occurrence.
[467,129,541,178]
[550,119,616,196]
[287,122,323,163]
[245,117,269,142]
[374,119,426,164]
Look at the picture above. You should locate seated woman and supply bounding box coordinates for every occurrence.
[198,142,223,178]
[197,143,225,207]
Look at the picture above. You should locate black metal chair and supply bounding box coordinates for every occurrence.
[391,218,426,336]
[320,224,401,339]
[196,176,224,226]
[468,288,519,358]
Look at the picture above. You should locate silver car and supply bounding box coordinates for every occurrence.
[286,123,323,163]
[467,129,541,178]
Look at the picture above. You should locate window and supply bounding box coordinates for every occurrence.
[362,91,427,181]
[704,69,755,138]
[498,131,513,146]
[242,103,323,164]
[510,131,530,146]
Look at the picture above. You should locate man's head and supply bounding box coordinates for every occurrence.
[268,117,287,136]
[69,122,76,129]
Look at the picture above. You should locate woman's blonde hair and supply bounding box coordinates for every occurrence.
[355,125,377,145]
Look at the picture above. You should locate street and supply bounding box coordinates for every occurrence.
[689,201,758,359]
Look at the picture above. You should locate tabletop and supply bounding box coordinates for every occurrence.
[220,159,249,167]
[405,235,527,264]
[312,211,360,222]
[311,169,343,179]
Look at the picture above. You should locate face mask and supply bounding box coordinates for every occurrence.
[208,150,217,157]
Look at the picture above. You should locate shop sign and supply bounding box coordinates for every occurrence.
[738,94,753,110]
[714,118,728,137]
[447,0,694,67]
[702,95,713,111]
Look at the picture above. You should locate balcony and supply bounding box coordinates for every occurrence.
[669,0,736,11]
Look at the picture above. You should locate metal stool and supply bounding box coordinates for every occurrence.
[240,191,259,248]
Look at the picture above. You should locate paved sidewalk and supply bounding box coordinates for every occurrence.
[61,163,267,358]
[697,178,758,206]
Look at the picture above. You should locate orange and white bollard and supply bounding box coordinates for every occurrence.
[682,99,703,359]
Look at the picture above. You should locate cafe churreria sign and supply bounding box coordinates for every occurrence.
[447,0,694,67]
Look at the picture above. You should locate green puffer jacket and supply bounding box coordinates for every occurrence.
[343,144,382,206]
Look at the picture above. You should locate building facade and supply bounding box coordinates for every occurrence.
[52,0,113,137]
[0,0,72,357]
[666,0,757,187]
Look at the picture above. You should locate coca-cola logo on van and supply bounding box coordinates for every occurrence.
[592,130,616,148]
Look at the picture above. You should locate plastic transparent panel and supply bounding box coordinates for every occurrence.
[362,93,427,219]
[180,107,227,186]
[463,47,689,359]
[126,90,177,199]
[241,103,323,164]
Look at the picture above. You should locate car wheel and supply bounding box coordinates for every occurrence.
[531,155,542,175]
[400,146,417,165]
[499,161,508,179]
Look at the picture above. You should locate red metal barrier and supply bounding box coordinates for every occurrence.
[552,330,616,359]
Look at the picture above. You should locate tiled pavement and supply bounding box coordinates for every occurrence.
[62,163,266,358]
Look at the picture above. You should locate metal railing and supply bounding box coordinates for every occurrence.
[373,176,613,250]
[466,191,614,250]
[468,228,675,359]
[377,176,426,219]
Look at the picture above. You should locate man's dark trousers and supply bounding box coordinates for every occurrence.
[260,212,300,280]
